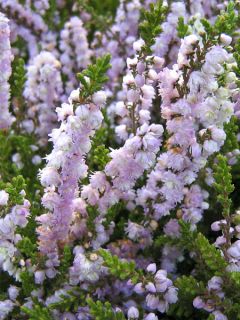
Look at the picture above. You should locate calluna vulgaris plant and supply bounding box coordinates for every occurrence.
[1,0,240,319]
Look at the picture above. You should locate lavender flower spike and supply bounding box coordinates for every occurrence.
[0,12,14,129]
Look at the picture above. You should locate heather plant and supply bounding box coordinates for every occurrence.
[1,1,240,319]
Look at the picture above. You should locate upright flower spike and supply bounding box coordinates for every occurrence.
[0,0,47,35]
[10,23,39,59]
[0,13,14,129]
[80,46,164,249]
[136,37,237,225]
[37,55,111,271]
[92,0,141,92]
[114,38,164,140]
[32,0,50,15]
[37,89,104,269]
[0,183,31,280]
[107,0,166,136]
[193,276,226,318]
[153,1,187,64]
[60,17,92,95]
[23,51,63,145]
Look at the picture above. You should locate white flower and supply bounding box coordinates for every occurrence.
[116,124,128,140]
[203,140,219,154]
[145,313,158,320]
[153,56,164,68]
[39,167,61,187]
[210,127,226,142]
[69,88,80,102]
[127,57,138,68]
[141,84,155,100]
[115,101,128,117]
[146,263,157,274]
[125,221,144,240]
[8,285,19,300]
[92,91,107,106]
[0,190,9,206]
[56,103,73,121]
[32,155,42,165]
[133,39,145,52]
[220,33,232,46]
[128,306,139,319]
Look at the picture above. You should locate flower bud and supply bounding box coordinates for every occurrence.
[220,33,232,46]
[128,306,139,319]
[92,91,107,105]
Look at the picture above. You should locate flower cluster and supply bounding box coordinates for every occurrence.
[0,13,14,129]
[37,87,105,270]
[0,189,30,280]
[137,38,235,228]
[60,16,92,95]
[134,263,178,315]
[193,276,226,319]
[23,51,63,145]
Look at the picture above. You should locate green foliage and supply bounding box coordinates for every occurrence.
[177,17,189,38]
[21,299,53,320]
[222,116,239,154]
[77,0,118,37]
[225,300,240,320]
[179,221,227,273]
[58,245,73,277]
[214,1,238,36]
[86,205,99,234]
[234,39,240,79]
[10,57,26,100]
[200,2,238,40]
[213,155,234,217]
[77,54,111,99]
[178,220,197,251]
[0,132,19,181]
[43,0,57,29]
[16,237,37,263]
[102,202,124,230]
[170,276,204,318]
[89,144,110,171]
[0,175,26,206]
[49,289,83,313]
[154,234,176,248]
[87,298,126,320]
[20,271,36,296]
[79,0,119,17]
[195,233,227,273]
[88,109,115,171]
[98,249,142,283]
[139,0,167,54]
[0,131,41,189]
[228,271,240,288]
[200,18,214,35]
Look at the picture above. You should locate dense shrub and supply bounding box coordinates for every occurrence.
[0,1,240,319]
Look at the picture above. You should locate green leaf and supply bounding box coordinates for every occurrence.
[169,275,205,318]
[20,271,36,296]
[21,299,53,320]
[139,0,167,54]
[177,17,189,38]
[77,54,111,99]
[213,155,234,217]
[87,298,126,320]
[214,1,238,36]
[98,249,142,283]
[195,233,228,272]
